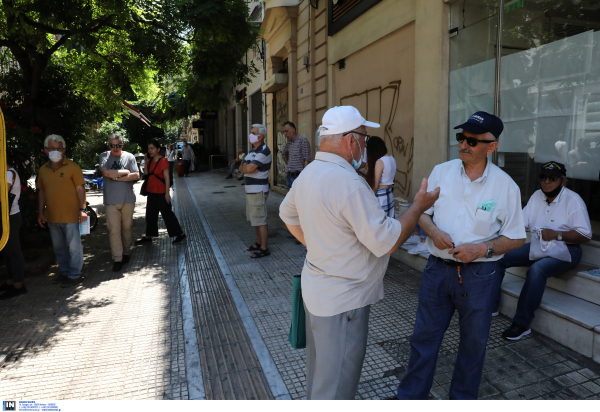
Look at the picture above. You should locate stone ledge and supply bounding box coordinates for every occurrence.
[501,277,600,331]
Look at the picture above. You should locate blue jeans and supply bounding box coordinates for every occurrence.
[397,256,503,400]
[286,173,298,189]
[48,222,84,279]
[499,243,582,328]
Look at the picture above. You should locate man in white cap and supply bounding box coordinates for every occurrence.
[279,106,440,400]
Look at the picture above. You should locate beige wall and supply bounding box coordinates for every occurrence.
[262,1,328,191]
[334,23,416,200]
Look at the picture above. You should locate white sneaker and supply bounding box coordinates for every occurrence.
[404,235,421,245]
[408,242,429,255]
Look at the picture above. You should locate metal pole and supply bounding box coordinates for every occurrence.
[493,0,504,165]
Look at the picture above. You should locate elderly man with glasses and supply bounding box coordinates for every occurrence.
[280,106,440,399]
[497,161,591,341]
[99,134,140,272]
[396,111,527,400]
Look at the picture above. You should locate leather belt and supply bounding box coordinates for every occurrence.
[287,171,301,177]
[434,256,463,267]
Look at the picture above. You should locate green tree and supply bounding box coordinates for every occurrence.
[0,0,259,178]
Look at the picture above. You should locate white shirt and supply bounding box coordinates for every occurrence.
[166,149,175,162]
[523,187,592,240]
[425,159,526,262]
[7,168,21,215]
[279,152,402,317]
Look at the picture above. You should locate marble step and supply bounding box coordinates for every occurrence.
[506,263,600,306]
[500,273,600,363]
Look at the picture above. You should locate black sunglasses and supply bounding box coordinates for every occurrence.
[456,132,495,147]
[109,143,123,148]
[539,174,560,182]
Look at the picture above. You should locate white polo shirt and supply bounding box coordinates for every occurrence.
[425,159,526,262]
[279,152,402,317]
[523,187,592,240]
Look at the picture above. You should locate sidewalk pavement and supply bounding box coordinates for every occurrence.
[1,170,599,400]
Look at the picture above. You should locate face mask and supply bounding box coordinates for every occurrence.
[349,135,363,170]
[249,133,260,144]
[542,183,563,200]
[48,150,63,163]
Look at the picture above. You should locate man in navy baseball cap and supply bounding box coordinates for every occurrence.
[454,111,504,139]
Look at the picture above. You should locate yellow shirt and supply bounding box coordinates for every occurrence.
[37,159,85,223]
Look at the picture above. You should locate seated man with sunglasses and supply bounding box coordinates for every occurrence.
[499,161,591,341]
[397,111,526,400]
[99,134,140,272]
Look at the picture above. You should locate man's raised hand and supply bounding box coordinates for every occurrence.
[413,178,440,213]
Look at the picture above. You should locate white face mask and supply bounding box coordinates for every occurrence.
[249,133,261,144]
[48,150,63,163]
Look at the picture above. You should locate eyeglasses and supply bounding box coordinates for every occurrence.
[109,144,123,149]
[45,147,64,151]
[539,174,560,182]
[456,132,495,147]
[346,131,371,142]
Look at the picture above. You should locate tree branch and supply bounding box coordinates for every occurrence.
[19,13,119,36]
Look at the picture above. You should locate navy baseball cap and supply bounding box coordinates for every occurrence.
[454,111,504,139]
[541,161,567,178]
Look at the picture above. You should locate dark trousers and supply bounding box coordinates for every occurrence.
[145,193,183,238]
[183,160,191,175]
[397,256,503,400]
[499,243,582,328]
[1,213,25,283]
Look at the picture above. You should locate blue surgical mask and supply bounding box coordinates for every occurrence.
[350,135,363,170]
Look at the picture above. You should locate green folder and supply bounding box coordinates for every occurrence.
[288,275,306,349]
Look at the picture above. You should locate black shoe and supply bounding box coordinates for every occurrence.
[135,237,152,244]
[52,274,68,284]
[237,176,244,181]
[122,255,130,264]
[0,285,27,300]
[113,261,123,272]
[172,234,187,245]
[60,276,82,288]
[0,282,11,292]
[226,174,233,179]
[502,322,531,340]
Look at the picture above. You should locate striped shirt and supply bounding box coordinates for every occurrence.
[243,143,272,194]
[282,135,311,172]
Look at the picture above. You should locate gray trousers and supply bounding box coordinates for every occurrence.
[1,213,25,282]
[305,303,371,400]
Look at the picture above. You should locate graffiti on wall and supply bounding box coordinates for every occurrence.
[340,80,414,198]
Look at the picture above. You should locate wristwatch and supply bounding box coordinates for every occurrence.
[79,208,86,211]
[484,241,494,259]
[557,231,563,241]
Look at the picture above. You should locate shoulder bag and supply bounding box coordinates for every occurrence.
[140,158,170,196]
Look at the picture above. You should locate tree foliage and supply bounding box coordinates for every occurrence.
[0,0,259,178]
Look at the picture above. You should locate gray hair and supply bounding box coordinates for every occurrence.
[44,134,66,149]
[108,133,124,144]
[319,131,360,147]
[252,124,267,139]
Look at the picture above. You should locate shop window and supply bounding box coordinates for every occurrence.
[449,0,600,239]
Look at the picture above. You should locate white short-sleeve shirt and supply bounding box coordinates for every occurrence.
[279,152,402,317]
[7,168,21,215]
[522,187,592,240]
[424,159,526,262]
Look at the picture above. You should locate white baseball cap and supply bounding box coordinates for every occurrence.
[319,106,380,136]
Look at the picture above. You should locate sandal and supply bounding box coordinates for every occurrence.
[247,243,261,251]
[250,248,270,259]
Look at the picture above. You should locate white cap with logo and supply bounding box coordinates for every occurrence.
[318,106,380,136]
